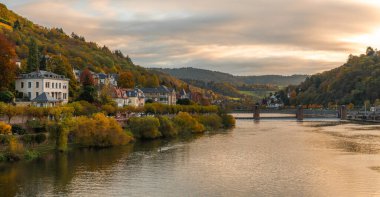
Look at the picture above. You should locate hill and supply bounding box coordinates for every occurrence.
[153,67,307,86]
[283,47,380,106]
[0,3,212,98]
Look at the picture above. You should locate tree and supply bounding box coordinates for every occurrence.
[0,91,14,103]
[26,38,39,72]
[80,68,95,86]
[144,74,159,88]
[39,54,48,70]
[118,71,135,88]
[78,85,97,103]
[366,47,375,56]
[0,34,17,89]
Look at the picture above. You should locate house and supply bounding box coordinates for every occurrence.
[15,70,69,105]
[178,89,191,100]
[111,88,145,107]
[112,87,128,107]
[31,92,60,107]
[140,85,176,105]
[125,88,145,107]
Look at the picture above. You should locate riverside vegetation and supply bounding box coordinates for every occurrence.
[0,102,235,163]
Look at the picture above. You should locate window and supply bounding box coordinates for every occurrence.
[36,82,39,88]
[59,83,61,89]
[28,92,31,99]
[46,82,50,88]
[52,83,55,89]
[28,82,31,88]
[63,93,67,100]
[21,82,24,88]
[36,92,39,97]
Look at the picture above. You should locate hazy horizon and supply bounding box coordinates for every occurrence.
[2,0,380,75]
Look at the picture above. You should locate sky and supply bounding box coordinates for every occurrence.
[2,0,380,75]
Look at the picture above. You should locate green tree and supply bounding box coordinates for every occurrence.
[26,38,39,72]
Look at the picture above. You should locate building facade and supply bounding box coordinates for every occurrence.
[112,88,145,107]
[15,70,70,104]
[141,85,176,105]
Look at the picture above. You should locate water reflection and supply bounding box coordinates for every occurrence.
[1,120,380,196]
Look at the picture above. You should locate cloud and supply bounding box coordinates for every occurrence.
[3,0,380,75]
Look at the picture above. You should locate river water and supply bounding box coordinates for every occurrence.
[1,119,380,196]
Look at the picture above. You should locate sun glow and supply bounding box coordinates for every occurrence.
[341,28,380,50]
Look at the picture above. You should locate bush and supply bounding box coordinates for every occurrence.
[71,113,132,147]
[172,112,205,133]
[0,122,12,135]
[35,133,47,144]
[11,124,26,135]
[8,137,24,154]
[158,116,177,137]
[220,114,236,128]
[26,120,45,133]
[0,135,10,145]
[20,134,34,145]
[128,117,161,139]
[197,114,223,131]
[24,150,40,160]
[0,153,5,162]
[20,133,47,145]
[0,91,14,103]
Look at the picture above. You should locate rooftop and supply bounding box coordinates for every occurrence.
[18,70,69,81]
[31,92,59,103]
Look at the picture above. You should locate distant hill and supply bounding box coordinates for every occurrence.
[153,67,307,86]
[283,47,380,106]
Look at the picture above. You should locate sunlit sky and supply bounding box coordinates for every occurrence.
[2,0,380,75]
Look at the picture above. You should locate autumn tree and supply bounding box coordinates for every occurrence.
[0,34,17,89]
[118,71,135,88]
[26,38,39,72]
[144,74,159,88]
[80,68,95,86]
[78,68,97,103]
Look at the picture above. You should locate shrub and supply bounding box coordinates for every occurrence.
[8,137,24,154]
[158,116,177,137]
[0,135,10,145]
[0,153,5,162]
[11,124,26,135]
[35,133,47,144]
[197,114,223,131]
[26,120,45,133]
[220,114,236,128]
[0,91,14,103]
[0,122,12,135]
[71,113,132,147]
[24,150,40,160]
[172,112,205,133]
[20,134,34,145]
[128,117,161,139]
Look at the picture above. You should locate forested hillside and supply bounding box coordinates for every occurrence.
[285,47,380,106]
[153,67,307,86]
[0,3,191,94]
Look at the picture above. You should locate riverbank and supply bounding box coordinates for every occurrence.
[0,108,235,163]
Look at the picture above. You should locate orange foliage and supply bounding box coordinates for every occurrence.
[0,33,17,88]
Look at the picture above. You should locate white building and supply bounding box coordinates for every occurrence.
[15,70,70,105]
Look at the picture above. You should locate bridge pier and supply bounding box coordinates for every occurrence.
[340,105,347,120]
[296,105,304,120]
[253,104,260,120]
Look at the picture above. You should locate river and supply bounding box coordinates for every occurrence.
[1,119,380,196]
